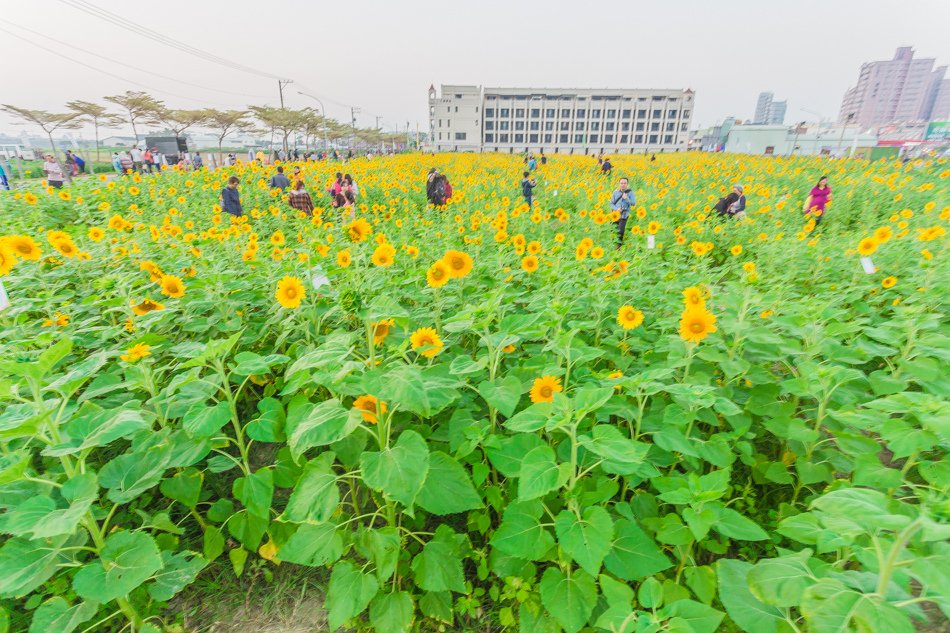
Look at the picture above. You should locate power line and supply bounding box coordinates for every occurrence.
[58,0,288,81]
[0,18,271,100]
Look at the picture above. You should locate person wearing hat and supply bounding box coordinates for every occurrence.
[726,184,746,217]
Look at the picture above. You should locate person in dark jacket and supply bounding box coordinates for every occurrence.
[268,166,291,190]
[221,176,243,216]
[426,168,448,206]
[521,171,537,208]
[601,157,613,177]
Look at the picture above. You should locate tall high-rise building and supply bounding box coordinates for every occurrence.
[839,47,947,127]
[931,79,950,121]
[753,92,786,124]
[428,85,695,154]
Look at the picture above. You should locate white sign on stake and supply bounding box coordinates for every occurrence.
[311,266,331,291]
[647,235,656,249]
[860,257,876,274]
[0,281,9,312]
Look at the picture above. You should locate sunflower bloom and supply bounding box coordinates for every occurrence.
[372,244,396,267]
[3,235,42,260]
[410,327,444,358]
[353,395,387,424]
[617,305,644,330]
[120,343,151,363]
[372,319,394,345]
[679,308,717,344]
[336,249,351,268]
[521,255,539,273]
[426,260,450,288]
[442,250,473,278]
[346,218,373,242]
[530,375,563,403]
[159,274,186,298]
[275,276,305,309]
[682,286,705,309]
[881,276,897,289]
[857,238,878,256]
[131,297,165,316]
[0,245,16,276]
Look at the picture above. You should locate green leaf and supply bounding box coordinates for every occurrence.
[28,598,97,633]
[573,385,615,416]
[99,444,171,503]
[147,551,207,601]
[0,535,71,598]
[747,551,816,607]
[229,547,248,577]
[599,574,635,609]
[716,559,783,633]
[0,450,31,486]
[233,468,273,520]
[484,433,545,476]
[182,401,232,437]
[539,567,597,633]
[287,398,362,462]
[684,565,717,604]
[580,425,650,474]
[554,506,614,576]
[327,561,379,630]
[801,578,914,633]
[44,402,149,455]
[3,472,97,539]
[361,430,429,514]
[411,528,466,593]
[369,590,414,633]
[478,376,523,417]
[639,576,664,608]
[419,591,453,624]
[660,599,725,633]
[357,527,401,582]
[416,452,482,515]
[247,397,286,442]
[372,364,460,417]
[278,523,342,566]
[160,467,203,508]
[73,531,163,602]
[504,401,553,433]
[203,526,225,562]
[604,518,673,580]
[714,507,769,541]
[490,500,555,561]
[281,458,339,523]
[518,445,560,500]
[810,488,910,534]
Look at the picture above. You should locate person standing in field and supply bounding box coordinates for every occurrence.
[601,157,613,177]
[268,166,291,190]
[221,176,243,216]
[73,153,86,175]
[521,171,537,208]
[803,175,831,227]
[288,180,314,216]
[130,146,144,172]
[43,154,65,188]
[610,176,635,247]
[528,155,537,171]
[119,151,134,174]
[111,152,122,173]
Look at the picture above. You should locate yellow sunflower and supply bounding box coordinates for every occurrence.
[410,327,444,358]
[529,375,563,403]
[857,238,878,256]
[0,244,16,276]
[679,308,717,344]
[131,297,165,316]
[337,249,352,268]
[442,250,473,278]
[346,218,373,242]
[426,260,450,288]
[120,343,151,363]
[275,276,305,309]
[372,319,394,345]
[159,274,186,298]
[881,276,897,289]
[617,305,644,330]
[682,286,705,309]
[521,255,539,273]
[352,395,387,424]
[3,235,42,260]
[372,244,396,267]
[88,227,105,241]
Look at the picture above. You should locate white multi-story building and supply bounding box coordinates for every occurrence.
[428,84,694,154]
[753,92,787,125]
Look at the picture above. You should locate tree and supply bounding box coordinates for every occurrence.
[103,91,164,144]
[249,106,311,154]
[148,108,209,140]
[66,100,123,164]
[0,105,82,183]
[203,109,252,163]
[300,111,329,151]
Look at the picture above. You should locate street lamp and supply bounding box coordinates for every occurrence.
[297,91,328,151]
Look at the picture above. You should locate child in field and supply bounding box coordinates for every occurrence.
[221,176,243,216]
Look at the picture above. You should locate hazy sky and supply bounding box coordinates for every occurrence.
[1,0,948,138]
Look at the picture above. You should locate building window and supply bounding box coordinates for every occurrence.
[576,122,585,131]
[559,134,569,143]
[485,108,494,117]
[574,134,584,143]
[607,109,617,117]
[591,122,600,131]
[681,123,688,131]
[514,134,524,143]
[515,109,525,117]
[682,110,690,118]
[620,134,629,143]
[576,109,586,118]
[500,134,509,142]
[635,134,644,143]
[622,109,631,117]
[649,134,658,143]
[668,110,677,117]
[515,121,525,130]
[651,122,660,131]
[455,132,467,140]
[605,122,615,131]
[560,122,570,130]
[591,109,601,117]
[544,122,554,131]
[664,135,673,144]
[455,94,462,99]
[589,135,600,143]
[455,106,458,112]
[637,110,647,118]
[485,134,494,142]
[667,122,675,131]
[438,133,441,140]
[636,122,645,131]
[447,120,450,128]
[604,135,613,143]
[544,134,553,143]
[561,108,571,117]
[529,134,539,142]
[621,122,630,131]
[545,108,555,117]
[530,109,540,117]
[653,109,662,117]
[500,121,510,130]
[485,121,494,130]
[500,108,510,117]
[530,121,539,131]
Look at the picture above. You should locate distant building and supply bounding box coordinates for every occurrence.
[753,92,786,125]
[100,136,137,148]
[725,123,876,157]
[930,79,950,121]
[839,47,947,127]
[428,84,695,154]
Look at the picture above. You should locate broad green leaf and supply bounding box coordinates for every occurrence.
[233,468,274,520]
[3,472,97,539]
[748,551,816,607]
[28,598,97,633]
[160,467,203,508]
[801,578,914,633]
[599,574,635,608]
[361,430,429,514]
[411,527,466,593]
[573,385,615,416]
[287,398,362,462]
[716,559,783,633]
[227,511,268,551]
[278,523,342,566]
[416,452,482,515]
[539,567,597,633]
[477,376,523,417]
[518,445,560,500]
[490,500,555,561]
[327,561,379,630]
[44,402,148,455]
[580,425,650,474]
[356,527,401,582]
[419,591,453,624]
[99,444,171,503]
[484,433,545,476]
[810,488,911,534]
[147,551,207,601]
[684,565,717,604]
[519,603,561,633]
[73,531,163,603]
[714,507,769,541]
[554,506,614,576]
[0,534,71,598]
[182,401,232,437]
[639,576,664,608]
[203,526,225,562]
[660,599,725,633]
[604,518,673,580]
[504,401,553,433]
[0,450,31,486]
[369,590,414,633]
[371,364,460,417]
[281,457,339,523]
[229,547,248,577]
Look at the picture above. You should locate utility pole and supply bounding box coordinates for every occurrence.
[350,107,360,151]
[278,79,293,108]
[837,112,854,157]
[375,116,382,130]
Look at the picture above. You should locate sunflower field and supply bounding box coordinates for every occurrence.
[0,152,948,633]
